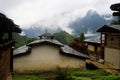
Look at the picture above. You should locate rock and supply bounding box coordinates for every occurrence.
[98,59,105,64]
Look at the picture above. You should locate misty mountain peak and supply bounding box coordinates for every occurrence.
[69,9,113,36]
[86,9,99,17]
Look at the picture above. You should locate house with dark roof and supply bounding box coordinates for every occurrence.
[0,13,21,80]
[84,38,101,61]
[97,25,120,69]
[13,32,89,73]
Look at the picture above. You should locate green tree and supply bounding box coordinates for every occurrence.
[79,33,85,43]
[53,31,73,44]
[13,33,36,48]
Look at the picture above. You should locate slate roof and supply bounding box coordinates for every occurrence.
[97,25,120,33]
[110,3,120,11]
[61,45,89,59]
[0,13,21,33]
[110,3,120,16]
[27,39,63,47]
[14,45,31,56]
[84,38,100,44]
[14,39,89,59]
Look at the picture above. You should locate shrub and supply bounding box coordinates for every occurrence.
[55,66,70,80]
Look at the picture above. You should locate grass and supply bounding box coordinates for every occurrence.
[96,74,120,80]
[67,76,92,80]
[70,69,109,77]
[68,69,120,80]
[69,69,109,80]
[13,69,120,80]
[13,75,45,80]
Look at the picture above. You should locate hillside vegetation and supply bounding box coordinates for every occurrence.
[13,31,73,48]
[53,31,74,44]
[13,33,36,48]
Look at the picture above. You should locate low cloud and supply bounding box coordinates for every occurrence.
[0,0,119,34]
[85,30,97,37]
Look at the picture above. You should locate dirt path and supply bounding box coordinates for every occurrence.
[86,59,118,73]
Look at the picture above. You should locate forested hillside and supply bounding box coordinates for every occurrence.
[53,31,74,44]
[13,31,73,48]
[13,33,36,48]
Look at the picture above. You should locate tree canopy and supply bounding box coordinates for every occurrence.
[79,33,85,43]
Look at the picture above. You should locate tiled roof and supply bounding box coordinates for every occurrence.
[14,39,89,59]
[111,25,120,31]
[110,3,120,11]
[84,38,100,44]
[27,39,63,47]
[97,25,120,32]
[61,45,89,59]
[0,13,21,33]
[13,45,31,56]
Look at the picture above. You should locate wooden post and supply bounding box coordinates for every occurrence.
[100,32,102,45]
[10,46,14,74]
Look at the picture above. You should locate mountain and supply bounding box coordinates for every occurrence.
[23,9,114,38]
[53,31,74,44]
[23,26,61,38]
[69,10,113,36]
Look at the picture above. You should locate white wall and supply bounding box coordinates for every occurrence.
[14,44,85,73]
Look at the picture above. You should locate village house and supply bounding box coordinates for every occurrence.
[97,25,120,69]
[84,38,101,61]
[13,31,89,73]
[0,13,21,80]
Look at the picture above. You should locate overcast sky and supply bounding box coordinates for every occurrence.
[0,0,120,33]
